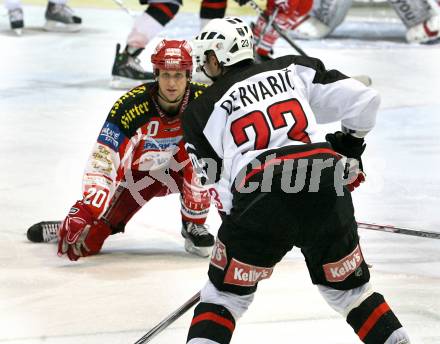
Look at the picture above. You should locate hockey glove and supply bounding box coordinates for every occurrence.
[325,131,366,192]
[57,200,111,261]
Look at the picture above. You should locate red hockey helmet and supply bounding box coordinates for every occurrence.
[151,39,193,77]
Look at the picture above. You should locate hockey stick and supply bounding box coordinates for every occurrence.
[357,222,440,239]
[133,291,201,344]
[110,0,137,17]
[255,7,280,48]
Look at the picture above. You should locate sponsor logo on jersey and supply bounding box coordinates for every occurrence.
[109,86,147,117]
[120,101,150,130]
[91,145,114,174]
[144,136,182,151]
[98,122,126,151]
[323,245,364,283]
[190,81,208,98]
[224,259,273,287]
[210,238,227,270]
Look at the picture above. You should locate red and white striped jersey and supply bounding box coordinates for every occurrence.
[82,81,208,218]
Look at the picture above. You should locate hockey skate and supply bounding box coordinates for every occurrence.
[26,221,61,243]
[406,15,440,44]
[181,222,214,258]
[8,8,24,35]
[44,2,82,32]
[111,43,155,89]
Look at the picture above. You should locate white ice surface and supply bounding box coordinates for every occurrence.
[0,6,439,344]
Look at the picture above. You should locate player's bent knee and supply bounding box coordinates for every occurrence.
[201,280,254,320]
[317,282,373,316]
[146,2,180,26]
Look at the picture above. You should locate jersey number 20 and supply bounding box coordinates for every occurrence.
[230,98,311,151]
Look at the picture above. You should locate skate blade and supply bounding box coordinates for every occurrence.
[423,36,440,45]
[13,28,23,36]
[110,76,152,90]
[184,239,212,258]
[44,20,81,32]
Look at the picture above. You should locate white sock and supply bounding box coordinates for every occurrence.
[5,0,22,11]
[127,12,164,49]
[48,0,68,5]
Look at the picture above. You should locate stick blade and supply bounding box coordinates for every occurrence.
[352,75,372,86]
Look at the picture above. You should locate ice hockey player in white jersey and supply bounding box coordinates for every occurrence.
[291,0,440,44]
[182,16,411,344]
[4,0,81,35]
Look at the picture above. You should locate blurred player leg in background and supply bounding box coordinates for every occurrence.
[252,0,313,60]
[199,0,227,28]
[291,0,440,44]
[290,0,353,40]
[5,0,24,35]
[111,0,227,89]
[44,0,82,32]
[391,0,440,44]
[4,0,81,35]
[111,0,180,88]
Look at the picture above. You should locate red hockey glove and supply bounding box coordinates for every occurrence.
[326,131,366,192]
[57,201,111,261]
[180,155,211,224]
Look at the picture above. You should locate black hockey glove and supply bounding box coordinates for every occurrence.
[234,0,251,6]
[326,131,366,191]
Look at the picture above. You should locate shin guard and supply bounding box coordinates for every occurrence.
[347,292,404,344]
[187,302,236,344]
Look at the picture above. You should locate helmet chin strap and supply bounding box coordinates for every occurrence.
[200,60,224,82]
[201,66,217,82]
[157,89,184,104]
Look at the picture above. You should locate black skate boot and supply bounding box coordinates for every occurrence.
[44,2,82,32]
[181,221,214,258]
[111,43,155,89]
[8,8,24,35]
[27,221,61,243]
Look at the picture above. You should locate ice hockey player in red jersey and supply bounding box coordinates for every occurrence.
[182,17,411,343]
[26,39,215,260]
[234,0,313,60]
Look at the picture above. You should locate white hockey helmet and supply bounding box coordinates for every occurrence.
[192,16,254,70]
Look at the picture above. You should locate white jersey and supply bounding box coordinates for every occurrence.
[183,55,380,214]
